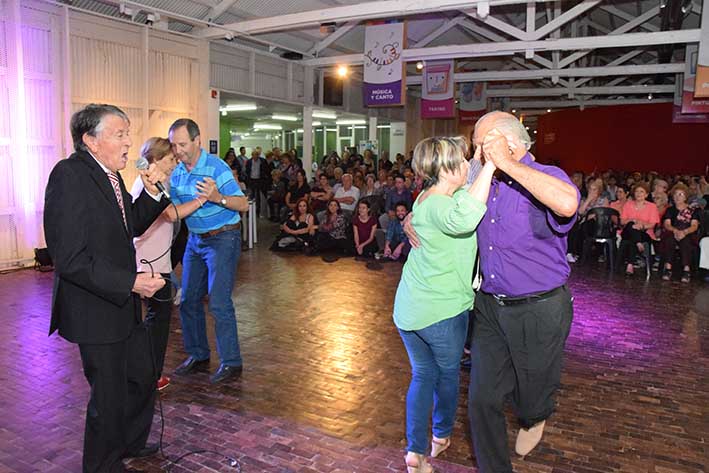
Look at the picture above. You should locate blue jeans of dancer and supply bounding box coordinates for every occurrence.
[398,310,469,454]
[180,229,243,367]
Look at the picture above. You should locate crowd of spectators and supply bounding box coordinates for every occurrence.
[565,170,709,283]
[225,145,709,280]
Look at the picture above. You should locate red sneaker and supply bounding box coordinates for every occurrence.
[157,376,170,391]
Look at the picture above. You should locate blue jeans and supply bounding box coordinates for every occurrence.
[180,229,242,367]
[398,310,469,454]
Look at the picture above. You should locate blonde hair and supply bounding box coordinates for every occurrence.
[140,137,172,164]
[412,136,468,188]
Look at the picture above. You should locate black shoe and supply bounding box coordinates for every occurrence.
[210,364,243,384]
[122,443,159,459]
[460,356,472,370]
[174,356,210,376]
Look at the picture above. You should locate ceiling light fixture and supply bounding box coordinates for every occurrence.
[253,123,282,130]
[416,61,424,71]
[336,119,367,125]
[271,114,298,121]
[337,65,349,78]
[220,103,258,112]
[313,111,337,120]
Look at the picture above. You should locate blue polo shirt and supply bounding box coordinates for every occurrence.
[170,148,244,234]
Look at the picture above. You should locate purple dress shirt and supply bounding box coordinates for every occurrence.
[476,153,580,297]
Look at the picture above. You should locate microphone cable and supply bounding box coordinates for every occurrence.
[136,197,242,472]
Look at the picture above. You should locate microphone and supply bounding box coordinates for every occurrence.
[135,156,170,198]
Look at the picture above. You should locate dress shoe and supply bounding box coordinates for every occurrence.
[122,442,159,459]
[515,420,546,456]
[209,364,243,384]
[174,356,210,376]
[156,375,170,391]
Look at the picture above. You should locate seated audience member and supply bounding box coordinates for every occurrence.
[659,183,701,283]
[353,200,379,258]
[654,192,669,223]
[570,178,612,262]
[610,185,629,213]
[649,178,669,203]
[270,198,316,252]
[620,182,661,275]
[376,169,389,193]
[363,149,376,174]
[315,200,352,254]
[267,169,287,222]
[332,167,344,189]
[384,202,411,261]
[606,175,619,202]
[354,173,366,193]
[383,174,413,229]
[310,173,334,214]
[334,173,360,213]
[285,169,311,214]
[379,150,393,172]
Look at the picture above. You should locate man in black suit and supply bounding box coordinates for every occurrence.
[44,104,169,473]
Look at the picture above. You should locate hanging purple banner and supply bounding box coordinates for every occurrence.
[363,23,406,107]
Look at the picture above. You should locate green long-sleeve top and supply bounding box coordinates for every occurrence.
[393,188,487,331]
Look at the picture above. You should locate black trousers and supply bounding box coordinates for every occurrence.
[620,224,652,264]
[78,324,156,473]
[468,287,573,473]
[145,273,173,377]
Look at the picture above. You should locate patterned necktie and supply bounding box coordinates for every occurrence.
[107,171,127,229]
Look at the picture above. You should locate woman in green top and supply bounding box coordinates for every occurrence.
[394,136,495,473]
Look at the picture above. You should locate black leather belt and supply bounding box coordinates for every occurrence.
[196,222,241,238]
[489,285,565,307]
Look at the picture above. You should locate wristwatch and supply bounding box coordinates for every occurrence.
[220,195,227,206]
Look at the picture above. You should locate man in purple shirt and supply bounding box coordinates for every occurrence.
[468,112,579,472]
[406,111,579,473]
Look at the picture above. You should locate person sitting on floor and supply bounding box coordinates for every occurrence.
[384,202,411,262]
[315,199,352,255]
[284,169,311,218]
[270,198,316,252]
[353,200,379,258]
[659,183,701,283]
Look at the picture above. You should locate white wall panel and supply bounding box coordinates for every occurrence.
[255,54,288,100]
[149,51,194,112]
[22,24,51,74]
[211,62,250,93]
[71,36,144,107]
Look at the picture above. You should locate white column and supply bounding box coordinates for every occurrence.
[302,105,313,178]
[368,115,377,142]
[390,121,407,156]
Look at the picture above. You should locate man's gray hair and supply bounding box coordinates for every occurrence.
[70,104,130,152]
[475,111,533,151]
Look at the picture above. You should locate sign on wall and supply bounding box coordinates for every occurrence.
[694,5,709,98]
[421,60,455,118]
[681,45,709,114]
[458,81,487,123]
[363,22,406,107]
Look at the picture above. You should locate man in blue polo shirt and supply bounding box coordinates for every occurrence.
[169,118,249,384]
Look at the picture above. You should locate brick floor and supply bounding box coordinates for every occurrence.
[0,224,707,472]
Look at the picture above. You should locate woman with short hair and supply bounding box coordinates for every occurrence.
[659,183,701,282]
[393,136,495,473]
[619,182,660,275]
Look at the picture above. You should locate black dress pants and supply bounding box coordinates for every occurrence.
[78,324,156,473]
[468,287,573,473]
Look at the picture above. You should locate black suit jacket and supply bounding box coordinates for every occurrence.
[44,150,169,344]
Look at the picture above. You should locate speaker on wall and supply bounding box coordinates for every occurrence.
[323,76,343,107]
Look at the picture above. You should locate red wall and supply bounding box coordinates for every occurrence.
[536,102,709,174]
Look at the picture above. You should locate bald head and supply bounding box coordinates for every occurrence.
[473,111,531,161]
